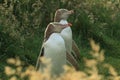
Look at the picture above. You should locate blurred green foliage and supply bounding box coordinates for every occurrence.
[0,0,120,76]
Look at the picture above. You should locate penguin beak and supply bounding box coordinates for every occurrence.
[67,10,74,14]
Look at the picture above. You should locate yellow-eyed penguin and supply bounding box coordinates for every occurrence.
[54,9,81,66]
[36,22,78,75]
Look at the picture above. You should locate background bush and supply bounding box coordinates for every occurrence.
[0,0,120,78]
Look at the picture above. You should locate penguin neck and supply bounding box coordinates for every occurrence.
[59,19,68,25]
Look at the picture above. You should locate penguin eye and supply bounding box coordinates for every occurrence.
[57,10,61,15]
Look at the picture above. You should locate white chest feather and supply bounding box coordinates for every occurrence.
[43,33,66,75]
[60,20,72,53]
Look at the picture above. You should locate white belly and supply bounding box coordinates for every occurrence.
[61,27,72,53]
[43,33,66,75]
[60,20,72,53]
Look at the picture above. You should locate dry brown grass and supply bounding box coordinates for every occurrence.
[2,40,120,80]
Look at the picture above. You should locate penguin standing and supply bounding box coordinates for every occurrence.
[36,22,71,75]
[36,9,81,75]
[54,9,80,69]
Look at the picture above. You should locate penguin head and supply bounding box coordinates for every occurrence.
[54,9,74,22]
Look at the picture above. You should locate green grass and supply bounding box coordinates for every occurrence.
[74,35,120,76]
[105,56,120,74]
